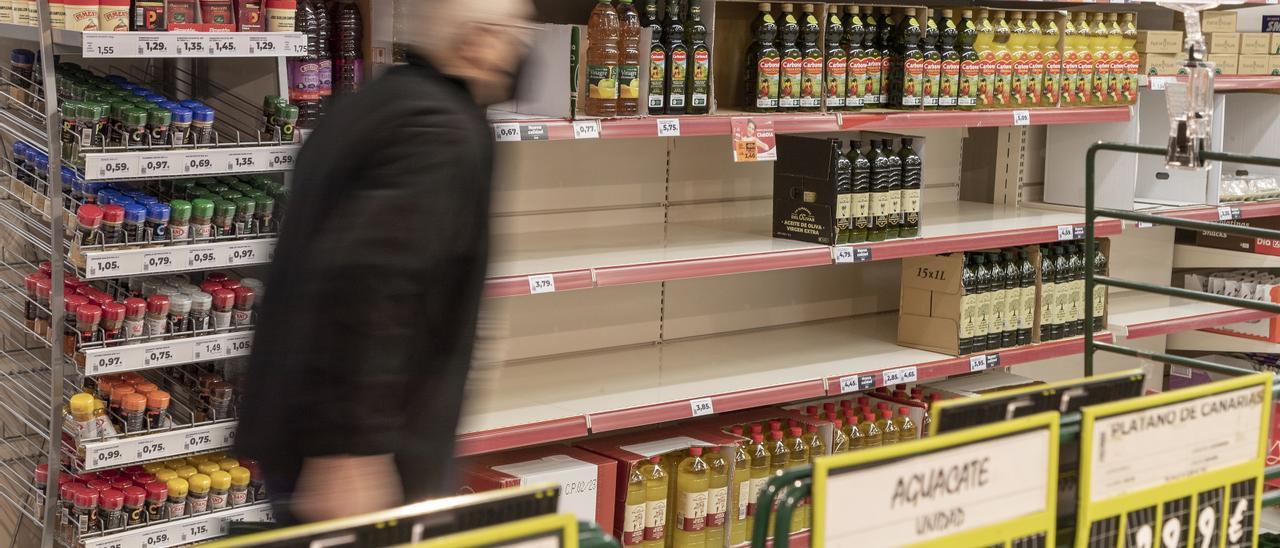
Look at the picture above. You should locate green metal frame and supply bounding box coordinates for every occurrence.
[747,145,1280,548]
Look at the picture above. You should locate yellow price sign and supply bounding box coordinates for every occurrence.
[1075,373,1273,548]
[811,412,1060,547]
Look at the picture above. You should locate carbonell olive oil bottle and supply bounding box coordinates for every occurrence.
[642,456,668,548]
[959,254,978,355]
[1018,248,1036,345]
[673,447,709,547]
[704,448,728,547]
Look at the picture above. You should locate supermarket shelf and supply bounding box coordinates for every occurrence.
[487,106,1132,142]
[1107,291,1277,339]
[80,502,273,548]
[1144,75,1280,92]
[485,200,1123,297]
[80,238,276,279]
[1151,200,1280,224]
[1168,328,1280,353]
[82,330,255,376]
[83,144,300,181]
[1172,243,1280,269]
[0,22,81,49]
[455,312,1112,455]
[80,30,308,58]
[79,420,237,472]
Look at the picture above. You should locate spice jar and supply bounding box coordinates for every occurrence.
[101,204,124,246]
[191,198,214,240]
[120,393,146,434]
[168,107,191,147]
[59,482,82,542]
[108,384,135,419]
[277,104,299,143]
[153,469,176,483]
[122,203,146,247]
[123,108,147,148]
[232,196,255,235]
[72,485,98,535]
[186,473,210,514]
[212,199,235,236]
[75,204,102,247]
[209,470,231,510]
[189,292,212,332]
[101,301,125,345]
[174,466,197,480]
[144,295,169,339]
[211,288,234,330]
[206,381,234,420]
[74,303,101,367]
[34,278,50,338]
[240,459,266,502]
[145,203,169,246]
[192,106,216,146]
[218,458,239,471]
[146,107,170,146]
[228,466,251,506]
[61,294,89,357]
[144,481,167,522]
[232,287,254,327]
[164,478,187,519]
[122,485,145,526]
[122,297,145,340]
[145,390,169,429]
[168,293,191,335]
[97,488,124,531]
[266,0,295,30]
[24,273,43,330]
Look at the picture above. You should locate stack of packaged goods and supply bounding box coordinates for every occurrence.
[37,0,306,32]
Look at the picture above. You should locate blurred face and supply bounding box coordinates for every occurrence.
[414,0,536,106]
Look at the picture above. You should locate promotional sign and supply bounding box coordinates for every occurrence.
[1075,373,1273,548]
[411,513,578,548]
[731,117,777,162]
[929,369,1146,436]
[812,412,1059,548]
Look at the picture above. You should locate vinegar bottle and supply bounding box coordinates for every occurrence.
[332,0,363,94]
[585,0,621,117]
[673,447,709,548]
[704,448,727,548]
[289,0,322,127]
[642,456,669,548]
[617,0,642,115]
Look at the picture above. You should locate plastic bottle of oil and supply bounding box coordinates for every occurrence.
[827,413,849,454]
[704,448,727,548]
[860,412,882,448]
[673,447,709,548]
[1120,13,1138,105]
[896,407,918,442]
[766,429,787,538]
[1060,13,1080,106]
[1025,13,1043,105]
[1040,12,1061,106]
[843,410,864,449]
[785,426,809,532]
[624,462,648,546]
[803,423,824,462]
[972,10,995,108]
[730,442,749,546]
[744,433,769,543]
[1073,12,1093,105]
[877,409,900,445]
[1008,11,1028,106]
[617,0,642,115]
[585,0,621,117]
[642,456,668,548]
[1090,12,1109,105]
[1104,13,1123,104]
[990,10,1012,107]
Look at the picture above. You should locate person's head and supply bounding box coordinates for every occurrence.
[402,0,537,106]
[746,119,757,137]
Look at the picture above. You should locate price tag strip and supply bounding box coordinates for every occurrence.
[82,502,273,548]
[82,238,276,279]
[1073,373,1273,548]
[82,422,238,471]
[82,31,307,58]
[84,145,301,181]
[84,331,255,375]
[811,412,1060,547]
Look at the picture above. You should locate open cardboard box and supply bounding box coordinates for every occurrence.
[457,445,617,527]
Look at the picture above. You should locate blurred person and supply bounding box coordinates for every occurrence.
[235,0,535,524]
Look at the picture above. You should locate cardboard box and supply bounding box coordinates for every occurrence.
[1193,216,1280,253]
[577,428,747,547]
[1177,10,1237,34]
[1273,33,1280,55]
[458,445,617,528]
[1206,32,1241,54]
[1139,53,1182,76]
[1208,53,1239,74]
[1238,54,1271,74]
[1184,270,1280,342]
[1270,55,1280,75]
[1136,31,1184,54]
[1241,32,1274,55]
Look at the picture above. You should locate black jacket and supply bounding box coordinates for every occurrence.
[235,57,493,501]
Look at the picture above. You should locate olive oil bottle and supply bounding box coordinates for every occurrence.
[673,447,709,547]
[882,138,902,239]
[897,137,921,237]
[1002,249,1020,348]
[834,139,854,244]
[959,254,978,355]
[684,0,710,114]
[1039,244,1057,341]
[842,6,865,110]
[799,4,823,111]
[729,442,749,546]
[861,7,881,107]
[896,407,917,442]
[704,448,728,548]
[973,253,991,352]
[938,9,960,109]
[777,4,803,111]
[866,141,889,241]
[642,456,668,548]
[1018,248,1035,345]
[957,10,979,110]
[1092,240,1108,332]
[843,409,865,449]
[662,0,687,113]
[744,3,780,112]
[744,433,769,542]
[624,462,648,546]
[829,417,850,453]
[986,251,1006,350]
[848,140,871,243]
[922,8,941,109]
[803,423,824,463]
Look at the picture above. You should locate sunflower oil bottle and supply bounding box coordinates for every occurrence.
[877,409,900,445]
[1090,12,1110,104]
[1105,12,1124,104]
[1060,12,1080,106]
[1024,12,1043,105]
[1074,12,1094,105]
[623,462,648,546]
[642,456,668,548]
[704,448,728,547]
[785,426,808,532]
[972,9,995,108]
[744,433,769,543]
[1008,11,1029,106]
[896,407,918,442]
[860,411,882,448]
[673,447,709,548]
[1040,12,1061,106]
[729,441,749,546]
[1120,13,1138,105]
[990,10,1012,107]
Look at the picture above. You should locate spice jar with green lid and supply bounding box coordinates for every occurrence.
[253,194,275,231]
[146,107,171,147]
[123,107,148,148]
[232,196,256,235]
[276,104,299,143]
[168,200,192,244]
[212,200,236,236]
[190,199,214,240]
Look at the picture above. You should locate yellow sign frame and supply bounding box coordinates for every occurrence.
[406,513,579,548]
[811,412,1060,548]
[928,369,1146,436]
[1074,373,1273,548]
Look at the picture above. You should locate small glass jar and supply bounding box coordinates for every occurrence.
[146,390,170,430]
[164,478,187,519]
[144,295,169,339]
[122,485,146,526]
[186,473,210,514]
[211,288,234,330]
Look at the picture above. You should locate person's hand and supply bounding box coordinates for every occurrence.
[293,454,404,523]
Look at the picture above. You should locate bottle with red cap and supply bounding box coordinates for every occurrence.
[122,485,146,526]
[32,463,48,513]
[24,272,44,330]
[144,295,169,339]
[33,277,51,337]
[74,303,102,367]
[57,481,82,542]
[60,294,89,358]
[895,407,917,442]
[877,409,899,445]
[101,301,125,345]
[211,288,235,329]
[72,485,99,534]
[99,488,125,530]
[101,204,125,246]
[75,203,103,248]
[231,286,254,327]
[122,297,146,340]
[672,446,708,547]
[121,393,147,433]
[144,481,167,522]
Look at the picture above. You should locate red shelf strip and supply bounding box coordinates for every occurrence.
[587,379,827,434]
[454,416,589,457]
[1125,308,1278,340]
[593,248,833,288]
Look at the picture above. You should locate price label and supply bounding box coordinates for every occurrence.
[226,334,254,357]
[1136,221,1154,228]
[184,431,215,452]
[528,274,556,295]
[494,123,522,142]
[185,154,216,173]
[969,354,988,372]
[142,344,188,367]
[1057,225,1077,241]
[656,118,682,137]
[88,351,127,375]
[1012,110,1032,126]
[142,251,175,272]
[289,38,309,55]
[136,36,170,56]
[139,154,177,177]
[573,120,601,140]
[227,151,261,171]
[1150,76,1174,91]
[175,36,207,56]
[881,365,918,386]
[87,254,125,278]
[227,242,271,265]
[217,423,238,446]
[266,147,297,170]
[838,375,861,394]
[188,246,222,267]
[87,444,128,469]
[208,36,239,56]
[135,438,167,459]
[833,246,872,263]
[986,353,1001,368]
[141,531,172,546]
[89,154,138,179]
[83,34,119,57]
[690,397,715,417]
[247,35,278,55]
[1217,206,1241,221]
[193,337,228,361]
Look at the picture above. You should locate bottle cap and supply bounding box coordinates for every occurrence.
[146,390,171,410]
[771,430,783,441]
[103,204,125,223]
[146,294,170,316]
[122,485,147,507]
[64,294,89,314]
[864,412,875,422]
[769,420,782,432]
[166,477,189,497]
[218,458,239,471]
[229,466,251,487]
[233,196,256,217]
[132,472,155,485]
[145,480,168,501]
[211,288,236,310]
[750,423,762,434]
[121,392,146,413]
[805,405,817,416]
[61,481,83,502]
[169,293,192,315]
[124,107,148,127]
[826,411,837,422]
[806,424,818,433]
[730,425,743,436]
[189,292,213,313]
[76,303,102,327]
[220,279,241,289]
[175,466,197,480]
[689,446,703,456]
[146,202,171,223]
[209,470,232,490]
[74,486,99,508]
[98,488,124,510]
[900,407,911,415]
[77,204,104,229]
[833,419,843,429]
[123,297,146,319]
[193,106,216,123]
[109,384,135,405]
[34,463,48,484]
[154,469,177,482]
[790,426,802,436]
[69,392,94,415]
[24,272,44,295]
[881,409,892,419]
[194,461,218,475]
[191,198,215,219]
[111,477,134,491]
[168,199,192,223]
